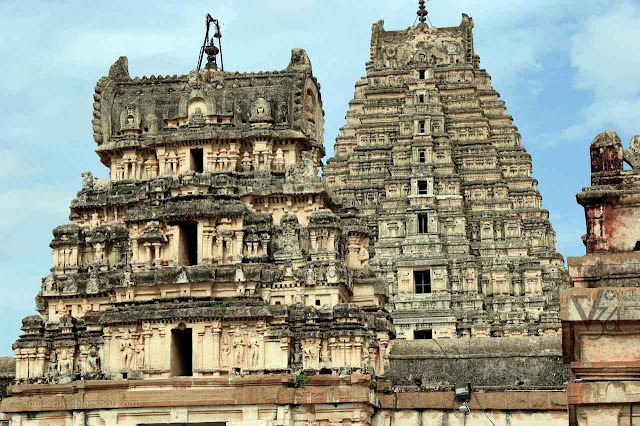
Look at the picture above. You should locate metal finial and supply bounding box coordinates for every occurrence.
[417,0,429,29]
[197,14,225,71]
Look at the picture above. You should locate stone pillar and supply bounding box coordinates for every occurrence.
[103,331,112,374]
[159,329,167,372]
[144,243,152,266]
[235,231,244,262]
[216,235,223,264]
[329,338,337,368]
[212,327,221,370]
[353,337,362,368]
[143,331,152,371]
[196,330,205,373]
[280,337,290,369]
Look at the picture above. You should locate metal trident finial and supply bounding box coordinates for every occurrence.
[417,0,429,29]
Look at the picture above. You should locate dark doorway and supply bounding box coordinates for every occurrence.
[171,326,193,377]
[414,329,433,340]
[191,148,204,173]
[175,222,198,266]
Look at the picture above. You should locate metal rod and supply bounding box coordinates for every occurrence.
[216,20,224,72]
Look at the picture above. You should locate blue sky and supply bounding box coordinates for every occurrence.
[1,0,639,355]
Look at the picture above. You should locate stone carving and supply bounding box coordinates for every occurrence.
[58,350,73,376]
[624,135,640,169]
[81,171,94,189]
[250,97,273,124]
[135,339,145,370]
[87,345,101,375]
[120,332,134,371]
[286,151,317,181]
[276,101,289,124]
[232,327,245,369]
[249,333,260,368]
[221,332,231,370]
[273,148,285,172]
[301,339,320,370]
[47,351,58,378]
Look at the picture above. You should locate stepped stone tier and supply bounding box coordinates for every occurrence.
[562,130,640,425]
[2,7,572,426]
[324,15,568,339]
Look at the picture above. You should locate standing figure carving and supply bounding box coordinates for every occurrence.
[136,338,145,371]
[232,327,245,369]
[221,332,231,369]
[120,332,134,370]
[249,333,260,368]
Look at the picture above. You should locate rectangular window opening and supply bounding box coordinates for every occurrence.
[419,70,426,80]
[171,327,193,377]
[419,120,426,133]
[414,270,432,294]
[418,181,429,195]
[418,150,426,163]
[191,148,204,173]
[418,213,429,234]
[414,329,433,340]
[418,94,425,103]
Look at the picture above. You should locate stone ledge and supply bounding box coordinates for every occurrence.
[386,390,567,411]
[568,381,640,405]
[1,374,375,413]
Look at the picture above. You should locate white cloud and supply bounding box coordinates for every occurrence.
[562,1,640,141]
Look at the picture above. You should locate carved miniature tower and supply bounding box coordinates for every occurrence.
[324,10,568,339]
[4,36,393,424]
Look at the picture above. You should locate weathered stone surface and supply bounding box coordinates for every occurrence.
[389,336,568,391]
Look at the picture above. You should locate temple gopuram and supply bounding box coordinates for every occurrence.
[1,4,572,426]
[323,12,567,340]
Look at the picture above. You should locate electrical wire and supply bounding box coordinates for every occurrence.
[432,339,498,426]
[474,393,497,426]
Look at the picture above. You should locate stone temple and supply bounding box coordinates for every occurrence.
[1,4,573,426]
[323,14,567,339]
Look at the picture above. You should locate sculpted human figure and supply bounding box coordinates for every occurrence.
[87,345,101,374]
[120,332,134,370]
[221,332,231,369]
[81,171,94,189]
[232,327,245,368]
[249,334,260,368]
[47,351,58,378]
[136,340,145,370]
[59,350,73,376]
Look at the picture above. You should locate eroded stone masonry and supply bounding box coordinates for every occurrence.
[1,6,570,426]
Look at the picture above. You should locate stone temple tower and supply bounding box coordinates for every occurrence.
[324,14,568,339]
[5,46,394,424]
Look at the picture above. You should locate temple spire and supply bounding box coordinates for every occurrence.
[417,0,429,30]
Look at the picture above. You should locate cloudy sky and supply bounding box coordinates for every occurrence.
[1,0,639,355]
